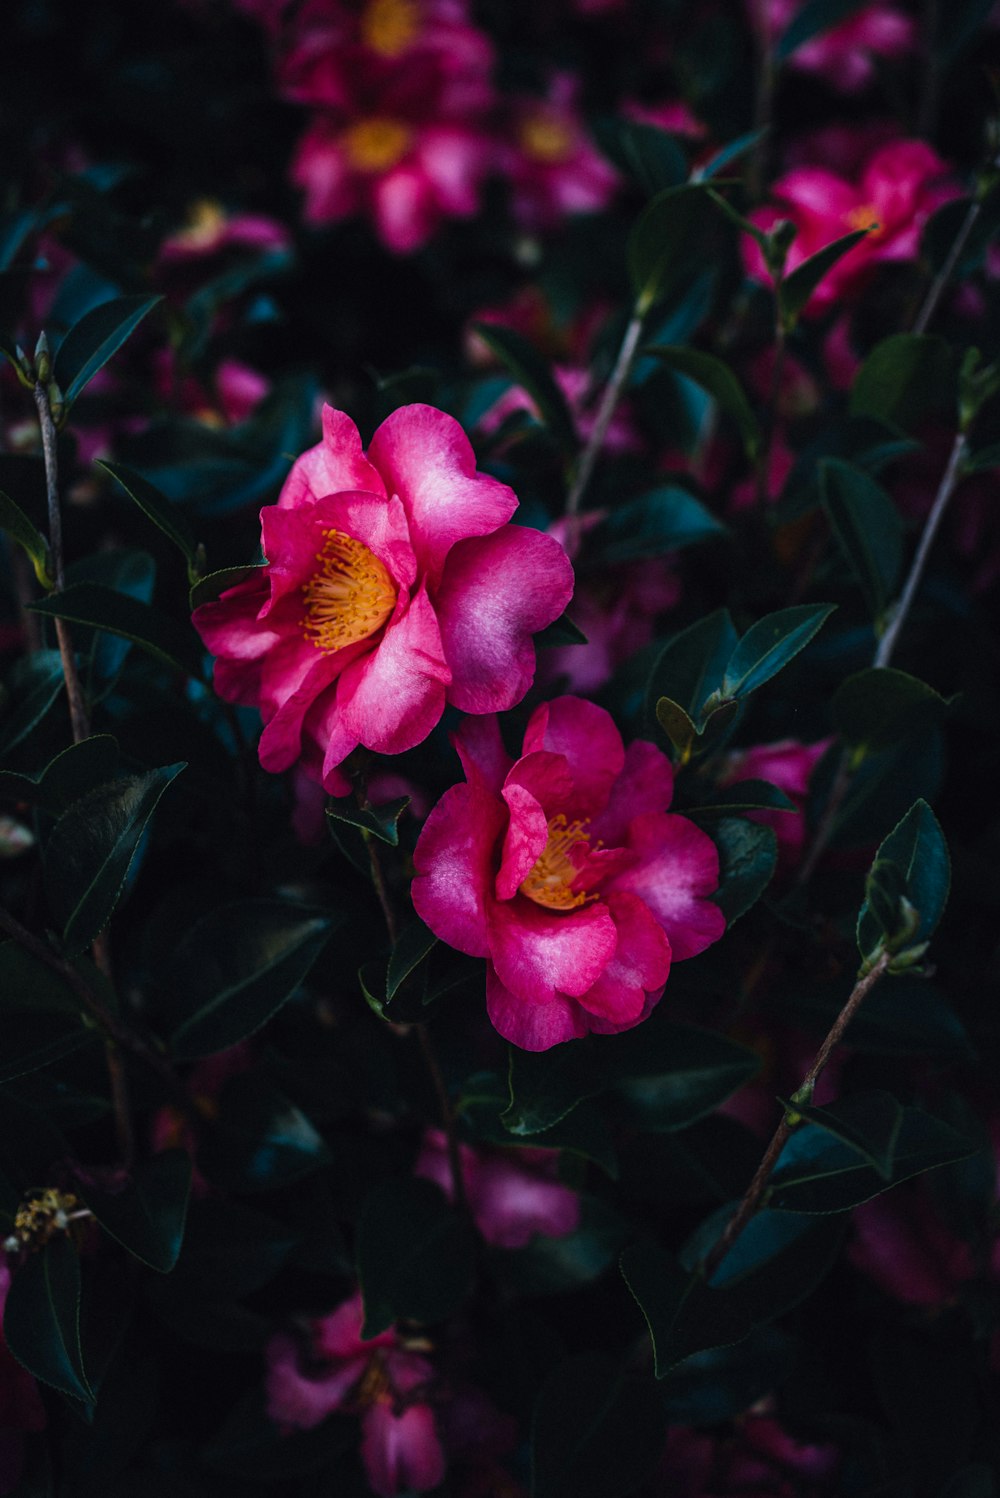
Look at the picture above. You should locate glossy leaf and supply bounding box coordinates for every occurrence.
[832,667,950,751]
[0,1012,95,1082]
[97,460,198,571]
[0,489,53,589]
[45,764,186,955]
[820,458,903,617]
[52,294,162,408]
[0,651,65,758]
[857,798,950,958]
[30,583,205,679]
[189,562,266,612]
[594,486,726,565]
[603,1021,761,1132]
[357,1178,475,1336]
[693,128,768,182]
[79,1150,192,1272]
[710,817,778,923]
[647,608,739,731]
[3,1236,94,1403]
[595,118,688,195]
[849,333,955,433]
[470,322,577,452]
[628,184,718,311]
[721,603,836,699]
[782,1090,904,1178]
[531,1352,665,1498]
[167,899,335,1059]
[780,229,870,324]
[504,1045,603,1135]
[386,919,437,1002]
[646,347,761,458]
[326,793,410,847]
[683,779,797,818]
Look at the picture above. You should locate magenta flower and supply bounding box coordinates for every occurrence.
[744,139,958,316]
[193,403,574,795]
[754,0,914,92]
[266,1292,445,1498]
[721,737,830,865]
[499,75,619,231]
[411,697,725,1051]
[415,1129,581,1246]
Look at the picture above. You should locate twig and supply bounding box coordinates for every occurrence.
[565,306,645,517]
[703,950,891,1276]
[913,197,983,336]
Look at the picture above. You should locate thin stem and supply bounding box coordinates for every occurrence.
[703,950,891,1276]
[565,305,645,517]
[912,197,982,336]
[32,380,89,743]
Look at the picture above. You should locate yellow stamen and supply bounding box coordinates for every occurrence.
[360,0,421,57]
[520,814,594,911]
[518,113,576,165]
[845,203,882,235]
[173,199,228,252]
[302,529,397,653]
[343,117,413,173]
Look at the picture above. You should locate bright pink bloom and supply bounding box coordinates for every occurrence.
[622,99,706,141]
[411,697,725,1050]
[415,1129,580,1246]
[158,202,291,264]
[499,75,619,231]
[753,0,914,92]
[721,737,830,864]
[744,139,959,316]
[474,364,641,455]
[193,403,574,795]
[266,1291,444,1497]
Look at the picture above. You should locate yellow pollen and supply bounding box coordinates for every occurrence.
[520,814,594,912]
[518,113,576,165]
[845,203,882,235]
[174,199,228,251]
[302,529,397,653]
[360,0,421,56]
[343,117,413,173]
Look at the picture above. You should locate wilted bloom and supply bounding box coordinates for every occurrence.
[266,1291,444,1497]
[193,404,574,794]
[499,75,618,231]
[415,1129,580,1246]
[753,0,914,92]
[721,737,830,864]
[744,139,958,316]
[412,696,725,1050]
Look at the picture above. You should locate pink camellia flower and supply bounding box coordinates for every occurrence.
[266,1291,444,1498]
[192,403,574,795]
[415,1129,581,1246]
[721,737,830,864]
[753,0,914,92]
[500,75,619,231]
[157,200,291,264]
[744,139,959,316]
[411,696,725,1051]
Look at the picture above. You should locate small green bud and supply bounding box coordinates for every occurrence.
[33,331,51,385]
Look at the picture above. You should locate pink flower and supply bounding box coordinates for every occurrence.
[193,403,574,795]
[753,0,914,92]
[744,139,959,316]
[158,201,291,264]
[266,1291,445,1498]
[411,696,725,1051]
[415,1129,581,1246]
[499,75,619,231]
[848,1186,976,1305]
[721,737,830,864]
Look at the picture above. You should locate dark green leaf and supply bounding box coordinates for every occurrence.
[594,486,727,565]
[357,1178,475,1336]
[0,490,53,589]
[656,696,698,758]
[52,295,162,407]
[0,940,115,1017]
[621,1238,751,1375]
[781,229,870,324]
[849,333,955,433]
[326,793,410,848]
[646,609,739,730]
[0,1011,95,1082]
[781,1090,904,1178]
[198,1075,331,1193]
[603,1021,761,1132]
[820,458,903,617]
[832,667,951,751]
[470,322,577,452]
[595,118,688,195]
[3,1236,94,1403]
[646,347,761,458]
[504,1045,604,1135]
[710,817,778,923]
[684,778,797,817]
[30,584,204,679]
[45,764,186,954]
[628,184,718,311]
[857,798,950,958]
[189,562,266,612]
[79,1151,192,1272]
[166,899,335,1059]
[661,1327,796,1424]
[531,1353,665,1498]
[0,651,65,759]
[776,0,869,57]
[97,461,198,571]
[721,603,835,698]
[386,920,437,1002]
[0,736,121,814]
[693,128,768,182]
[535,612,589,647]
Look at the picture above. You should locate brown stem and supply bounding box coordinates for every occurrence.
[32,380,89,743]
[703,950,891,1276]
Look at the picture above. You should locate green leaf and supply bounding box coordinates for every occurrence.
[0,940,115,1017]
[0,736,121,814]
[189,563,266,612]
[655,696,699,759]
[645,348,761,459]
[593,486,727,565]
[97,461,198,572]
[693,128,768,183]
[45,765,186,955]
[0,489,53,589]
[768,1106,976,1213]
[832,667,951,751]
[357,1178,475,1336]
[595,118,688,195]
[721,603,835,699]
[504,1045,603,1135]
[52,294,162,408]
[531,1353,665,1498]
[0,651,65,759]
[470,322,577,453]
[849,333,955,433]
[776,0,869,58]
[683,779,797,818]
[710,817,778,923]
[781,1090,904,1178]
[0,1011,95,1082]
[647,608,739,730]
[3,1236,94,1403]
[386,919,437,1002]
[856,798,950,959]
[29,583,205,679]
[780,229,870,325]
[604,1021,761,1132]
[535,612,589,648]
[628,184,718,311]
[166,898,335,1059]
[197,1075,331,1193]
[78,1150,192,1272]
[326,794,409,847]
[820,459,903,617]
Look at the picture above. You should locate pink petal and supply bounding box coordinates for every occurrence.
[265,1334,364,1430]
[468,1155,581,1247]
[192,574,272,661]
[522,697,625,817]
[486,964,590,1050]
[260,503,330,615]
[435,525,574,713]
[335,584,451,755]
[487,897,617,1004]
[575,892,671,1024]
[497,782,549,900]
[257,650,344,772]
[452,714,513,794]
[361,1402,446,1498]
[412,781,507,959]
[278,404,385,510]
[367,405,518,580]
[503,749,575,820]
[373,166,437,255]
[605,812,726,960]
[588,739,675,846]
[313,1292,393,1360]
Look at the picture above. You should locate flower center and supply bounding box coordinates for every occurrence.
[173,198,228,252]
[518,112,576,165]
[360,0,421,56]
[302,529,397,653]
[520,814,594,911]
[844,202,882,236]
[343,117,413,173]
